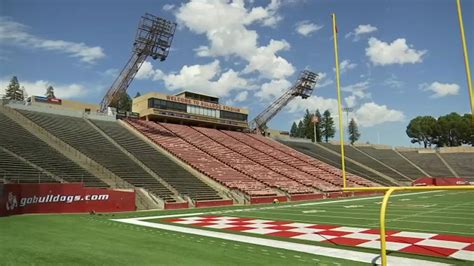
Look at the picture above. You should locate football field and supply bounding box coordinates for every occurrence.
[1,190,473,265]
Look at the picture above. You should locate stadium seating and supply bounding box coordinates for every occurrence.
[0,148,58,184]
[91,120,222,201]
[357,147,425,180]
[125,119,277,197]
[399,151,453,177]
[0,112,104,186]
[225,131,375,188]
[163,123,314,194]
[17,110,175,201]
[279,140,397,186]
[320,143,409,182]
[440,153,474,179]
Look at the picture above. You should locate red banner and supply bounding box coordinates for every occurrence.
[0,183,135,216]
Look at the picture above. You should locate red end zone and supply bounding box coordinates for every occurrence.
[0,183,135,216]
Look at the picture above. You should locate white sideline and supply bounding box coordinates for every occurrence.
[112,218,448,266]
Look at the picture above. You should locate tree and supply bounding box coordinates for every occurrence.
[314,109,322,142]
[462,113,474,146]
[348,118,360,144]
[435,112,468,147]
[320,110,335,142]
[406,116,437,148]
[297,120,305,138]
[134,92,141,98]
[45,86,56,98]
[4,76,24,101]
[302,109,314,141]
[290,122,298,137]
[109,91,132,112]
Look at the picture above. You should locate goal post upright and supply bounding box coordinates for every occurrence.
[331,13,347,189]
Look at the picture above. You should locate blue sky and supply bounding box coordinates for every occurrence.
[1,0,473,147]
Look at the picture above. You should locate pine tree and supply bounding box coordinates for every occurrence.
[302,109,314,140]
[45,86,56,98]
[290,122,298,137]
[314,109,322,142]
[297,120,304,138]
[348,118,361,144]
[4,76,24,101]
[321,110,335,142]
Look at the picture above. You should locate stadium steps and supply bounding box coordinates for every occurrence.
[125,119,277,199]
[351,146,416,181]
[278,140,398,186]
[0,147,59,184]
[356,146,426,180]
[120,120,245,204]
[87,119,187,202]
[163,124,315,195]
[439,153,474,179]
[393,149,431,177]
[15,109,177,202]
[91,119,223,202]
[0,109,105,187]
[435,153,459,177]
[320,143,408,183]
[398,151,454,177]
[224,131,378,189]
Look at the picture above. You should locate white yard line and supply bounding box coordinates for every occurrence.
[112,218,448,266]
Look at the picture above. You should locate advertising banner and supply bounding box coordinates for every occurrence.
[0,183,135,217]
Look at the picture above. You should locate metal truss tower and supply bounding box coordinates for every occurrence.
[99,13,177,112]
[249,70,319,133]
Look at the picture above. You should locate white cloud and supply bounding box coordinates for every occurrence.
[345,24,377,41]
[234,91,248,102]
[136,60,253,98]
[333,59,357,74]
[286,95,339,115]
[0,17,105,64]
[354,102,404,127]
[366,37,427,66]
[420,82,460,98]
[176,0,294,80]
[0,78,89,99]
[315,72,333,88]
[256,79,292,100]
[384,74,404,89]
[295,21,323,37]
[135,61,164,80]
[341,81,371,107]
[162,4,175,11]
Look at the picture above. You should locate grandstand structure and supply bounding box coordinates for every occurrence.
[2,89,472,210]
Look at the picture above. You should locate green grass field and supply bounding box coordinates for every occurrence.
[1,190,473,265]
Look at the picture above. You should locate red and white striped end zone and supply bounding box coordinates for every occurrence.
[161,216,474,261]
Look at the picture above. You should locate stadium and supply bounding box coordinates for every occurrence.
[1,1,473,266]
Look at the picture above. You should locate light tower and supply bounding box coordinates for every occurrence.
[249,70,319,133]
[99,13,177,113]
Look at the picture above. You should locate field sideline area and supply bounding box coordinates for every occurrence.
[1,190,473,265]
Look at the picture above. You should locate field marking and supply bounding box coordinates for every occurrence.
[112,217,448,266]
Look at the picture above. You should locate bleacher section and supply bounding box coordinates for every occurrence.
[242,134,378,188]
[320,143,409,182]
[399,151,453,177]
[0,149,57,184]
[126,119,277,197]
[0,112,104,186]
[17,110,175,201]
[279,140,397,186]
[164,123,314,194]
[91,120,222,201]
[357,147,425,180]
[440,153,474,179]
